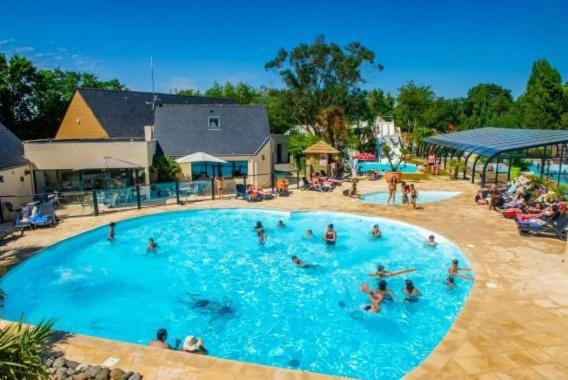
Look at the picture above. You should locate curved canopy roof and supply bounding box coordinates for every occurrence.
[423,127,568,157]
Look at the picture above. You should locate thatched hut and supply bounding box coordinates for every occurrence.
[303,140,340,177]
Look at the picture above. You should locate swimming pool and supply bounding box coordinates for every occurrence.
[358,161,418,173]
[362,191,462,205]
[0,209,472,379]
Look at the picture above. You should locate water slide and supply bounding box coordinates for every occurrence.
[373,117,402,160]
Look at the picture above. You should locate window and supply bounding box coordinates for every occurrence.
[208,116,220,129]
[191,161,248,179]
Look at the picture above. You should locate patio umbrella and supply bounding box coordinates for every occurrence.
[73,156,140,170]
[175,152,227,164]
[353,153,376,161]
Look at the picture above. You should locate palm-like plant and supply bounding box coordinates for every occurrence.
[381,145,401,171]
[0,319,54,379]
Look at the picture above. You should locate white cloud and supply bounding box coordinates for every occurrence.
[15,46,34,53]
[167,76,199,91]
[57,47,67,52]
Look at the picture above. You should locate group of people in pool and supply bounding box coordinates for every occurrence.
[388,178,419,208]
[253,220,337,247]
[149,328,208,355]
[360,259,474,313]
[107,221,160,254]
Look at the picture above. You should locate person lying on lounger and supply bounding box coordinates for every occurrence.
[369,265,415,278]
[448,259,474,281]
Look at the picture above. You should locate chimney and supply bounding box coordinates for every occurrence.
[144,125,154,141]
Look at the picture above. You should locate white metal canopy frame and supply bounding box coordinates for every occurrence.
[175,152,227,164]
[73,156,141,171]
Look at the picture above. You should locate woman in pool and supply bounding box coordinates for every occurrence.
[409,184,418,208]
[370,224,382,238]
[369,265,415,278]
[305,229,313,238]
[323,224,336,245]
[254,221,264,232]
[107,222,116,241]
[426,234,436,247]
[448,259,474,281]
[377,280,396,301]
[182,335,208,355]
[360,282,383,313]
[277,220,286,228]
[147,238,158,253]
[258,228,266,244]
[387,176,397,205]
[403,279,422,301]
[445,276,455,289]
[291,255,317,269]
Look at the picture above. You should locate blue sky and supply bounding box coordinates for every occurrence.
[1,0,567,98]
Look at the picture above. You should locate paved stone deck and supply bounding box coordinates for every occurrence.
[1,176,567,379]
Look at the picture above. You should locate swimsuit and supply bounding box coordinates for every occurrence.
[325,231,335,245]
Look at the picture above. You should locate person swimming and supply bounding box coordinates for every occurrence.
[403,279,422,301]
[377,280,396,301]
[445,276,455,289]
[291,255,317,269]
[371,224,382,238]
[185,294,235,319]
[305,229,313,238]
[360,282,383,313]
[426,234,436,247]
[323,224,336,245]
[258,228,266,244]
[107,222,116,241]
[448,259,474,281]
[277,220,286,228]
[369,265,415,278]
[254,221,264,232]
[147,238,158,253]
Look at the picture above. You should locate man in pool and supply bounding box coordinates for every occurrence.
[305,229,313,238]
[377,280,396,301]
[254,221,264,232]
[323,224,336,245]
[291,255,317,269]
[277,220,286,228]
[445,276,455,289]
[107,222,116,241]
[426,234,436,247]
[370,224,381,238]
[369,265,415,278]
[149,328,180,350]
[360,282,383,313]
[182,335,208,355]
[403,279,422,301]
[448,259,474,281]
[147,238,158,253]
[258,228,266,244]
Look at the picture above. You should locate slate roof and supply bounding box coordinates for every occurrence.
[154,104,270,156]
[77,88,236,138]
[0,122,28,170]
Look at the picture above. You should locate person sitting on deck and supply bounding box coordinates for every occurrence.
[348,182,360,199]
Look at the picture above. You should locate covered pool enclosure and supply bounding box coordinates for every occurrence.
[419,127,568,186]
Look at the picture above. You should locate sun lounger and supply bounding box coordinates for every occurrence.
[14,206,34,231]
[236,184,247,199]
[31,202,57,227]
[518,213,568,240]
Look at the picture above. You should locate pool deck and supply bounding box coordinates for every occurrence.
[1,176,568,379]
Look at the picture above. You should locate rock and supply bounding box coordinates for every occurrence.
[47,367,57,374]
[72,373,90,380]
[110,368,126,380]
[66,368,76,376]
[127,373,141,380]
[53,356,67,368]
[120,371,133,380]
[95,368,110,380]
[86,366,102,378]
[65,360,80,370]
[55,371,67,380]
[45,356,55,367]
[75,363,90,372]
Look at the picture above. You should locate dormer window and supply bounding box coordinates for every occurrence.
[208,116,220,129]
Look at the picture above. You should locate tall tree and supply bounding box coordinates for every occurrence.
[265,35,382,133]
[462,83,514,129]
[519,59,566,129]
[367,88,395,118]
[393,81,435,133]
[314,107,348,149]
[0,54,37,138]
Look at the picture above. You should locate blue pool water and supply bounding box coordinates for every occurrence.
[1,209,472,379]
[362,191,461,205]
[359,161,418,173]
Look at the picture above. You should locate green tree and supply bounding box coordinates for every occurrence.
[367,89,395,118]
[462,83,514,129]
[174,88,202,96]
[286,134,320,157]
[393,81,435,133]
[519,59,566,129]
[0,54,37,138]
[151,155,181,182]
[265,35,382,130]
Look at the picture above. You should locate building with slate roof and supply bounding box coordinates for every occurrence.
[0,122,34,215]
[23,88,279,193]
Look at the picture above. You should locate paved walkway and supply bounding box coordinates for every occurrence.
[1,177,567,379]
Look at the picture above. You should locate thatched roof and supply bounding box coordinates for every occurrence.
[303,140,340,154]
